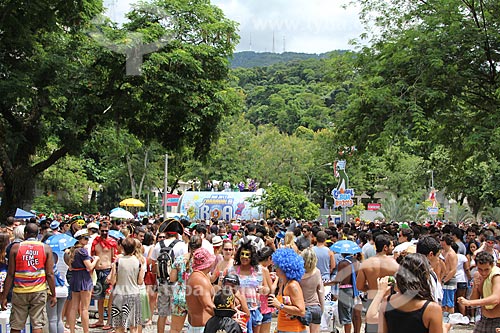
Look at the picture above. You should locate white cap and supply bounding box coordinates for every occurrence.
[212,235,223,247]
[74,229,89,239]
[87,222,99,230]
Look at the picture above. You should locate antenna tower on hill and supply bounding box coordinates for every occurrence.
[272,31,275,53]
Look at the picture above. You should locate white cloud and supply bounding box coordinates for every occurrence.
[104,0,363,53]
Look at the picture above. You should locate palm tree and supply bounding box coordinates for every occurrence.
[447,204,474,224]
[482,207,500,222]
[378,193,415,222]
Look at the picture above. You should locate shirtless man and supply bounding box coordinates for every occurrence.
[440,233,458,314]
[186,248,216,333]
[90,222,117,330]
[356,233,399,333]
[458,251,500,333]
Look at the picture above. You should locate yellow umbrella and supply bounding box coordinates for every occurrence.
[119,198,145,207]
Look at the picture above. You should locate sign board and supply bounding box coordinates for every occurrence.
[367,203,381,211]
[161,194,180,207]
[178,191,262,220]
[331,188,355,208]
[427,207,439,215]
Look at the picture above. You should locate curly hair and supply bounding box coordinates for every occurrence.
[272,248,305,282]
[233,240,259,268]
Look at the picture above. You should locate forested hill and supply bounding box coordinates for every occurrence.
[230,51,346,68]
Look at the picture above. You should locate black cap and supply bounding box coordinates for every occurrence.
[223,274,240,286]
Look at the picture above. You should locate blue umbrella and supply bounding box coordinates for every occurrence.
[46,233,77,253]
[329,240,361,254]
[110,207,126,213]
[108,230,125,240]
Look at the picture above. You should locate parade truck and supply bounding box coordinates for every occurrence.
[177,190,264,221]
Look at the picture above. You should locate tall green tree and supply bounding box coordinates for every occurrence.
[0,0,239,219]
[252,184,319,220]
[336,0,500,216]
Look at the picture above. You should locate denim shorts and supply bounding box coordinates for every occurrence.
[247,308,263,333]
[261,312,272,324]
[304,304,322,325]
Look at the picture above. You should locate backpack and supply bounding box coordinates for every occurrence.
[156,239,180,284]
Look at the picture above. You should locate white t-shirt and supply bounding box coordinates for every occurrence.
[393,241,412,254]
[151,237,187,261]
[455,253,468,283]
[202,238,214,255]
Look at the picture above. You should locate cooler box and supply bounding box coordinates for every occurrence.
[0,311,31,333]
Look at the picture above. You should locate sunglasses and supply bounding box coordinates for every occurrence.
[157,236,166,240]
[223,248,233,251]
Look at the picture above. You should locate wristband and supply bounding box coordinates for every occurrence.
[279,303,284,310]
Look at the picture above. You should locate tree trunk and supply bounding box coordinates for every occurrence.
[0,166,36,220]
[126,154,137,198]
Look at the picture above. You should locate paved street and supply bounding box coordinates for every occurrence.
[73,315,476,333]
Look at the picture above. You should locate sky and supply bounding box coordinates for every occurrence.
[104,0,364,54]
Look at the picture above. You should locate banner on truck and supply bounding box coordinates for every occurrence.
[178,191,263,221]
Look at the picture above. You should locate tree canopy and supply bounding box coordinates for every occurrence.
[0,0,239,219]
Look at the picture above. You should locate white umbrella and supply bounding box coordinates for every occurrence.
[110,209,134,219]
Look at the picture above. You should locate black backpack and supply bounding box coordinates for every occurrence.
[156,239,180,284]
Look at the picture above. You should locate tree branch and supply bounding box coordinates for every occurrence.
[31,146,70,175]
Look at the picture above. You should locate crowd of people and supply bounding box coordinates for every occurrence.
[0,214,500,333]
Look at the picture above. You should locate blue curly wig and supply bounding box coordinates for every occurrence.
[272,248,305,282]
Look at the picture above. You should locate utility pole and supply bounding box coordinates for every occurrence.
[163,154,169,219]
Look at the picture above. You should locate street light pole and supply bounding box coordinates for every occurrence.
[427,170,434,189]
[163,153,169,219]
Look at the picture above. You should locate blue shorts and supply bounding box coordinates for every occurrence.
[304,304,322,325]
[442,288,456,307]
[247,308,263,333]
[261,312,272,324]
